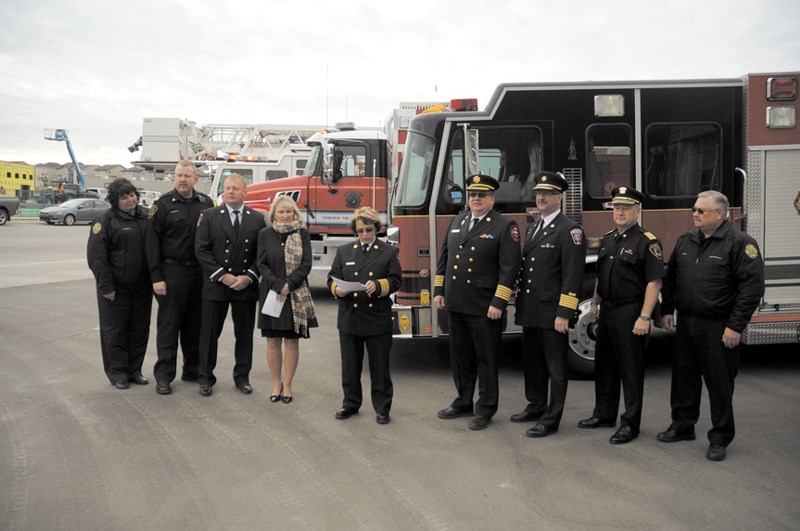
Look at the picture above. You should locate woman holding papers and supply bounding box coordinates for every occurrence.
[328,207,401,424]
[257,195,317,404]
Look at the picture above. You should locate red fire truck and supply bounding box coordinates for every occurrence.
[390,72,800,373]
[243,125,390,276]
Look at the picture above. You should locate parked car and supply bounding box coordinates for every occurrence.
[39,198,109,226]
[87,187,109,202]
[138,190,161,207]
[0,195,20,226]
[55,184,100,203]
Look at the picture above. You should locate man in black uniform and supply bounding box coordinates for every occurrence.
[195,174,266,397]
[512,171,585,438]
[578,186,663,444]
[434,174,521,431]
[328,207,401,424]
[657,190,764,461]
[87,178,152,389]
[146,160,212,395]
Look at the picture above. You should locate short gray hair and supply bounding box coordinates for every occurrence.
[698,190,729,216]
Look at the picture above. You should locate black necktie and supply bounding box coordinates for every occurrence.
[470,217,479,230]
[362,243,369,255]
[233,210,240,234]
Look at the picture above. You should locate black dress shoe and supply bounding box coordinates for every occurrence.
[578,416,616,429]
[180,374,199,382]
[335,407,359,420]
[270,383,284,403]
[707,444,726,461]
[156,381,172,395]
[609,425,638,445]
[129,375,149,385]
[656,427,696,443]
[376,413,391,424]
[281,395,293,404]
[236,382,253,395]
[510,405,545,423]
[198,385,213,397]
[468,415,491,430]
[113,380,129,390]
[526,423,558,438]
[437,406,473,419]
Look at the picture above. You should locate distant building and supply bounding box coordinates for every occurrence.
[0,160,35,196]
[94,164,126,180]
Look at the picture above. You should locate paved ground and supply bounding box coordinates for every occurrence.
[1,220,799,530]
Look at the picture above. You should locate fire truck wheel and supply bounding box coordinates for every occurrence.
[567,299,596,378]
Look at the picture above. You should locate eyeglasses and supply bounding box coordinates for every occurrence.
[691,207,720,215]
[355,226,375,234]
[468,191,492,198]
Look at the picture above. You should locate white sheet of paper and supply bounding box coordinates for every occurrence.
[261,289,285,317]
[331,277,367,294]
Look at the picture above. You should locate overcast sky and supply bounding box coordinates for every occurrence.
[1,0,798,166]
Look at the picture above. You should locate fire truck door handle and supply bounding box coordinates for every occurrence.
[735,167,747,221]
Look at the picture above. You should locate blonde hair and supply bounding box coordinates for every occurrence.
[175,159,197,176]
[269,194,302,223]
[223,173,247,189]
[350,206,381,232]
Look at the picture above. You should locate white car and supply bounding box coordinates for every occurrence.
[138,190,161,206]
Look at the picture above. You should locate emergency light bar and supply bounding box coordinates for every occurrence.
[450,99,478,112]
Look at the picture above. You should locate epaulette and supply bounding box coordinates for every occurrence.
[644,231,657,241]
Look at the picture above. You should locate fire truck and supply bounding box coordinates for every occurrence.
[243,124,390,276]
[390,72,800,373]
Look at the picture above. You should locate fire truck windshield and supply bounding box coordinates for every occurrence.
[303,144,324,177]
[394,132,436,207]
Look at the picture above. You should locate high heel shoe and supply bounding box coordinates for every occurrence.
[281,394,293,404]
[270,383,283,403]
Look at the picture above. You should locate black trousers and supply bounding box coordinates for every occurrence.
[670,315,739,447]
[592,303,646,432]
[153,263,202,383]
[339,331,393,415]
[97,282,152,383]
[522,326,569,429]
[447,311,502,418]
[198,299,256,386]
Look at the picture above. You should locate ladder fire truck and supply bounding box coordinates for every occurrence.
[389,72,800,373]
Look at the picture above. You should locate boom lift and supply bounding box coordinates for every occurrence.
[44,129,86,185]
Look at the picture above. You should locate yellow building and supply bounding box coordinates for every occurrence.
[0,160,35,196]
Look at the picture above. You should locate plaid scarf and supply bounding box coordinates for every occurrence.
[273,219,316,337]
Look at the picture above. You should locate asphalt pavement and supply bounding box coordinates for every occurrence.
[1,220,799,530]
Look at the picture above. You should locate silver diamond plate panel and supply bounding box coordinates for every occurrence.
[746,150,764,249]
[562,168,583,224]
[743,322,800,344]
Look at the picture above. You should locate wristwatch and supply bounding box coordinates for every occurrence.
[639,314,651,321]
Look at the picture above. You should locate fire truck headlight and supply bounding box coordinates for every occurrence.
[766,106,796,128]
[387,226,400,244]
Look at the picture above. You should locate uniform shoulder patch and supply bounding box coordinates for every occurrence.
[510,224,520,242]
[744,243,759,259]
[649,242,663,261]
[92,222,102,234]
[148,203,158,219]
[570,227,583,246]
[644,231,658,241]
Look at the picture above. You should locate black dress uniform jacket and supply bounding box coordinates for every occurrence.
[661,220,764,332]
[195,205,266,302]
[433,208,520,313]
[515,212,586,327]
[328,238,402,335]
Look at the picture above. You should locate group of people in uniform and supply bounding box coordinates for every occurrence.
[433,171,764,462]
[86,161,765,461]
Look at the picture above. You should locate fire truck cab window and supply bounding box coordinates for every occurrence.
[445,126,542,211]
[644,123,721,197]
[586,124,632,198]
[332,145,367,181]
[394,133,436,207]
[216,169,254,197]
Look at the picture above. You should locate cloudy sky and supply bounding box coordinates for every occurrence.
[2,0,798,166]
